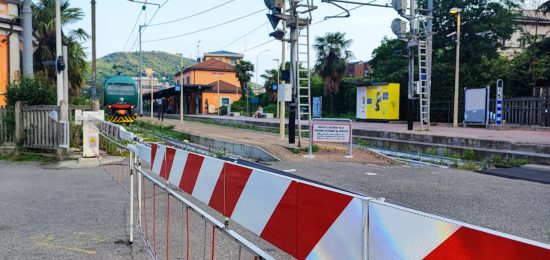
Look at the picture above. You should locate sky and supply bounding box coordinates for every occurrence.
[67,0,401,84]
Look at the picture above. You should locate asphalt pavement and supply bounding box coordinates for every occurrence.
[267,161,550,244]
[0,161,149,259]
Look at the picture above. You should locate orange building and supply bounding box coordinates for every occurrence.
[0,0,23,106]
[175,58,242,114]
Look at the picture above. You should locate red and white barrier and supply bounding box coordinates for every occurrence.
[369,201,550,259]
[148,143,366,259]
[129,142,550,260]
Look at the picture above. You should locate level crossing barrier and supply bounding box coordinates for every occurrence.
[92,121,273,260]
[91,119,550,259]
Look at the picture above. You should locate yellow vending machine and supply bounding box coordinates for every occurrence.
[356,83,400,121]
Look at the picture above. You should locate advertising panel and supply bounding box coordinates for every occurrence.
[362,83,400,120]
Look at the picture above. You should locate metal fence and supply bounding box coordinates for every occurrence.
[0,107,15,145]
[426,98,550,126]
[489,97,550,126]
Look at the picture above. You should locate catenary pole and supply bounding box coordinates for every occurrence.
[55,0,64,104]
[91,0,97,99]
[22,0,33,76]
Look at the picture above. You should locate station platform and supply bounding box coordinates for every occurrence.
[143,114,550,164]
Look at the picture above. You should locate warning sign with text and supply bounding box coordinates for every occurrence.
[312,121,351,143]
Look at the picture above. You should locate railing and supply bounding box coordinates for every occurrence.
[93,120,550,259]
[489,97,550,126]
[426,98,550,126]
[20,105,67,149]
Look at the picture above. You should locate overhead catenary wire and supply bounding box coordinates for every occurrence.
[241,4,366,53]
[218,22,269,50]
[142,8,266,43]
[146,0,235,27]
[122,9,143,51]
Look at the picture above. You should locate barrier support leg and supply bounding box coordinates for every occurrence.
[137,156,142,228]
[130,151,134,244]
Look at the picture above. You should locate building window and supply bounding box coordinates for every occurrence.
[0,3,7,15]
[186,77,190,84]
[230,59,236,65]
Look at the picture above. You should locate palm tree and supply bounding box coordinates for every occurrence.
[314,32,353,114]
[261,69,279,102]
[32,0,89,98]
[235,60,254,95]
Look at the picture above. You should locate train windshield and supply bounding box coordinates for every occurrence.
[106,84,134,96]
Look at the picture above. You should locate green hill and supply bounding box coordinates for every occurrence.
[93,51,196,86]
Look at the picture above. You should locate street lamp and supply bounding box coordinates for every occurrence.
[450,7,462,127]
[255,50,270,93]
[273,58,280,118]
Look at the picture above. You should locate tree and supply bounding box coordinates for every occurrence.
[537,0,550,13]
[414,0,520,102]
[235,60,254,95]
[32,0,89,98]
[512,37,550,95]
[314,32,353,113]
[261,69,279,102]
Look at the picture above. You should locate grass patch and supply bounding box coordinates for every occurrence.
[133,120,190,141]
[491,155,530,167]
[458,161,482,171]
[0,150,55,164]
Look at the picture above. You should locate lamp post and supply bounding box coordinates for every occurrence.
[450,7,462,127]
[273,59,280,118]
[255,50,270,92]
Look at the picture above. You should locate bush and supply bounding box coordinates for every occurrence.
[6,75,56,107]
[71,96,91,105]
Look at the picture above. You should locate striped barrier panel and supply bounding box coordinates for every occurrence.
[142,143,368,259]
[369,201,550,259]
[131,142,550,259]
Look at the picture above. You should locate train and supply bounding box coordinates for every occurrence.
[103,74,139,123]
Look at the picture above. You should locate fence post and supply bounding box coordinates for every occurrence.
[57,100,68,160]
[15,101,22,141]
[92,100,100,111]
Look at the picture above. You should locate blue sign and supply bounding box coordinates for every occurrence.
[272,83,278,91]
[251,97,259,104]
[313,97,322,118]
[495,79,504,126]
[175,84,181,92]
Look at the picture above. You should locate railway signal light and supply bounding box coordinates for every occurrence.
[392,0,407,15]
[56,56,65,72]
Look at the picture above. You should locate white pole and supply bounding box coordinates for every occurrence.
[150,74,154,119]
[217,79,220,116]
[129,151,134,243]
[180,69,184,121]
[63,46,69,105]
[22,0,33,75]
[274,59,280,118]
[453,13,461,128]
[55,0,63,105]
[137,156,142,229]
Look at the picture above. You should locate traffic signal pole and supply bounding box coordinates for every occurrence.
[279,0,287,140]
[407,0,415,131]
[287,1,299,144]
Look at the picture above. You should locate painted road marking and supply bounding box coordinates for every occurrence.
[365,172,378,176]
[283,169,297,172]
